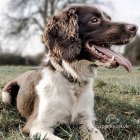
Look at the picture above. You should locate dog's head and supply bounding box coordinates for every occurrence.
[42,5,137,72]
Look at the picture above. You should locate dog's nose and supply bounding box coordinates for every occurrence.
[125,24,138,33]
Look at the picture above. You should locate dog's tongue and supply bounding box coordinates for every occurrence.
[94,46,132,72]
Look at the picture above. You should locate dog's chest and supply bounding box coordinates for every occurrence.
[72,81,88,98]
[36,69,93,123]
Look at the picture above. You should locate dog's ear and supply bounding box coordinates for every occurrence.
[42,8,81,62]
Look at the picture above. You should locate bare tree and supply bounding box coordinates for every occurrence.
[6,0,58,38]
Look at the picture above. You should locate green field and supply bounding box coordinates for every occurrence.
[0,66,140,140]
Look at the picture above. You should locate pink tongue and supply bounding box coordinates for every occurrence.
[94,46,132,72]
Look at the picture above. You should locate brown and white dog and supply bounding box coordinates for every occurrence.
[2,4,137,140]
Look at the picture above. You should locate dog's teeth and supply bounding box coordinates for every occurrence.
[110,56,115,62]
[92,47,95,51]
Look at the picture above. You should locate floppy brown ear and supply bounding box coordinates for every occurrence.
[42,8,81,62]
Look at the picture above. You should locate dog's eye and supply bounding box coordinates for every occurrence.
[89,17,99,24]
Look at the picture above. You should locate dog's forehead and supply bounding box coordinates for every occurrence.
[75,5,111,21]
[77,6,103,17]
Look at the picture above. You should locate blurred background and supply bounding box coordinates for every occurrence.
[0,0,140,66]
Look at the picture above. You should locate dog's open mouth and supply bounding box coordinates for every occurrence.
[86,40,132,72]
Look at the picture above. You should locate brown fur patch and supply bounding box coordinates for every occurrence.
[3,69,42,133]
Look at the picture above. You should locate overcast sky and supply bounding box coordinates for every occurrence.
[0,0,140,55]
[107,0,140,28]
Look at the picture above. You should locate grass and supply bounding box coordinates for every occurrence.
[0,66,140,140]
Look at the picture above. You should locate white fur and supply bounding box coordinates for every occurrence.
[30,59,104,140]
[2,91,11,105]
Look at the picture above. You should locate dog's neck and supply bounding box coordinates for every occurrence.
[44,55,97,83]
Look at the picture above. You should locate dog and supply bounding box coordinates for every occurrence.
[2,4,137,140]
